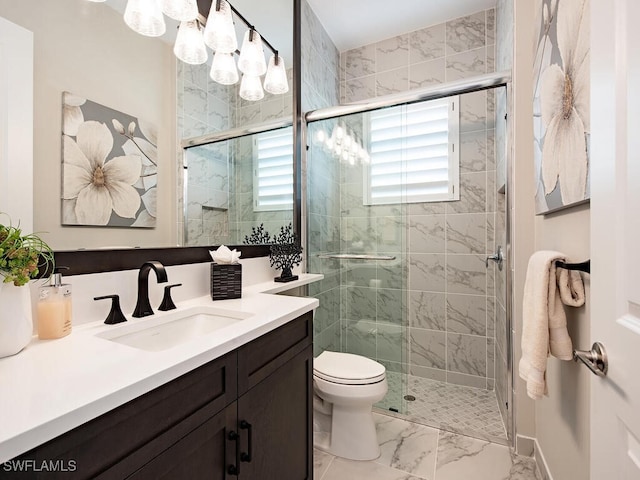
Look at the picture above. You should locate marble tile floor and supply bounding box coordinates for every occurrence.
[314,413,539,480]
[377,373,507,443]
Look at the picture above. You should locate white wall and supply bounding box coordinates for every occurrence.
[512,1,591,478]
[0,0,177,250]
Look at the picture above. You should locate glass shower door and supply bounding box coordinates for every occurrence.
[306,112,409,414]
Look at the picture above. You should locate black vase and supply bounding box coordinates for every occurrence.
[274,266,299,283]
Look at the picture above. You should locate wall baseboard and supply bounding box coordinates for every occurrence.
[516,434,535,456]
[534,438,554,480]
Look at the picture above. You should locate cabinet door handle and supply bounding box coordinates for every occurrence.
[240,420,253,463]
[227,430,241,476]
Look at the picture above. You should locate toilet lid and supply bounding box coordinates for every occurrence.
[314,351,386,385]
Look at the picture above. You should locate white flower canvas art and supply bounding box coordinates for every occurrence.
[61,92,157,227]
[533,0,590,214]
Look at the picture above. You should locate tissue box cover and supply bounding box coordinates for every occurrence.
[211,263,242,300]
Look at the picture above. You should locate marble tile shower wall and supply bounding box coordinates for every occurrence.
[302,0,342,356]
[177,60,292,245]
[339,10,500,390]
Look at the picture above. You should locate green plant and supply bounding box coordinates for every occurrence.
[0,216,54,286]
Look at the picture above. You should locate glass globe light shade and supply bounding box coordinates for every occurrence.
[161,0,198,21]
[203,0,237,53]
[238,29,267,76]
[263,54,289,95]
[124,0,166,37]
[239,74,264,101]
[210,51,239,85]
[174,20,208,65]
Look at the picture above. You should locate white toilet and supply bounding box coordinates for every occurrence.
[313,350,388,461]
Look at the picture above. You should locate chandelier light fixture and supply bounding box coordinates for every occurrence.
[108,0,289,101]
[314,123,370,166]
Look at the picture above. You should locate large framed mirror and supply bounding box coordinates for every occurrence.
[0,0,298,274]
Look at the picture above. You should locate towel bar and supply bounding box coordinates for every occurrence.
[317,254,396,261]
[556,259,590,274]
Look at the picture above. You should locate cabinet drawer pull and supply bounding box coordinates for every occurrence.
[240,420,253,463]
[227,430,240,476]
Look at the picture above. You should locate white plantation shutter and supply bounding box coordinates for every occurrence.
[253,126,294,211]
[365,96,460,205]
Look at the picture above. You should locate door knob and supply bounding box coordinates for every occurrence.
[573,342,608,377]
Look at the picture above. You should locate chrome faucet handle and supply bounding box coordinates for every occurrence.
[485,246,504,271]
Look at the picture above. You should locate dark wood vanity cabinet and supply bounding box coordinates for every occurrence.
[9,312,313,480]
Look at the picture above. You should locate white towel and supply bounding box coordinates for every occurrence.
[519,251,586,400]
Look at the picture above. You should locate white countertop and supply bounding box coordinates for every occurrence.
[0,274,322,463]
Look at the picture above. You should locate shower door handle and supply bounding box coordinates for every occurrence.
[486,246,504,271]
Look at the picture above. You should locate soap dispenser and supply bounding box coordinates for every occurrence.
[37,266,72,339]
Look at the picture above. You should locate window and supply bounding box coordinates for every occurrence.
[364,96,460,205]
[253,126,294,211]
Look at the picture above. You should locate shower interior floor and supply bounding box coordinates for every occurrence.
[377,373,507,443]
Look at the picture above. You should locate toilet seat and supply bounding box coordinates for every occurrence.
[314,351,386,385]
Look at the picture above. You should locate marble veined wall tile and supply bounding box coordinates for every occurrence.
[487,337,495,380]
[207,97,229,132]
[376,35,409,72]
[343,217,376,253]
[378,256,406,289]
[183,85,208,124]
[410,328,446,369]
[409,215,446,253]
[486,8,496,46]
[345,75,376,103]
[447,371,487,389]
[376,323,405,363]
[446,213,487,254]
[183,62,208,90]
[446,48,487,82]
[260,98,285,122]
[460,91,488,133]
[460,130,487,173]
[409,254,446,292]
[376,216,405,253]
[447,293,487,336]
[345,319,377,358]
[376,67,409,96]
[377,288,405,325]
[487,212,495,256]
[410,23,446,63]
[343,261,377,288]
[345,286,377,321]
[344,44,376,79]
[408,202,446,216]
[446,11,486,54]
[409,58,446,90]
[447,254,487,295]
[447,172,487,215]
[486,295,496,338]
[410,291,446,330]
[447,332,486,376]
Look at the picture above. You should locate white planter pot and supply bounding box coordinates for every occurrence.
[0,281,33,358]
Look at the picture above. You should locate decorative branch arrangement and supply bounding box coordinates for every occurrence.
[243,224,272,245]
[243,223,302,282]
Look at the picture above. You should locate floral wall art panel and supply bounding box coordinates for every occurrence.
[533,0,590,215]
[61,92,157,227]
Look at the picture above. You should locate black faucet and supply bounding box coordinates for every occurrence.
[132,261,168,318]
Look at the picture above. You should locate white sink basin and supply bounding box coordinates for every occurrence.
[96,305,253,352]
